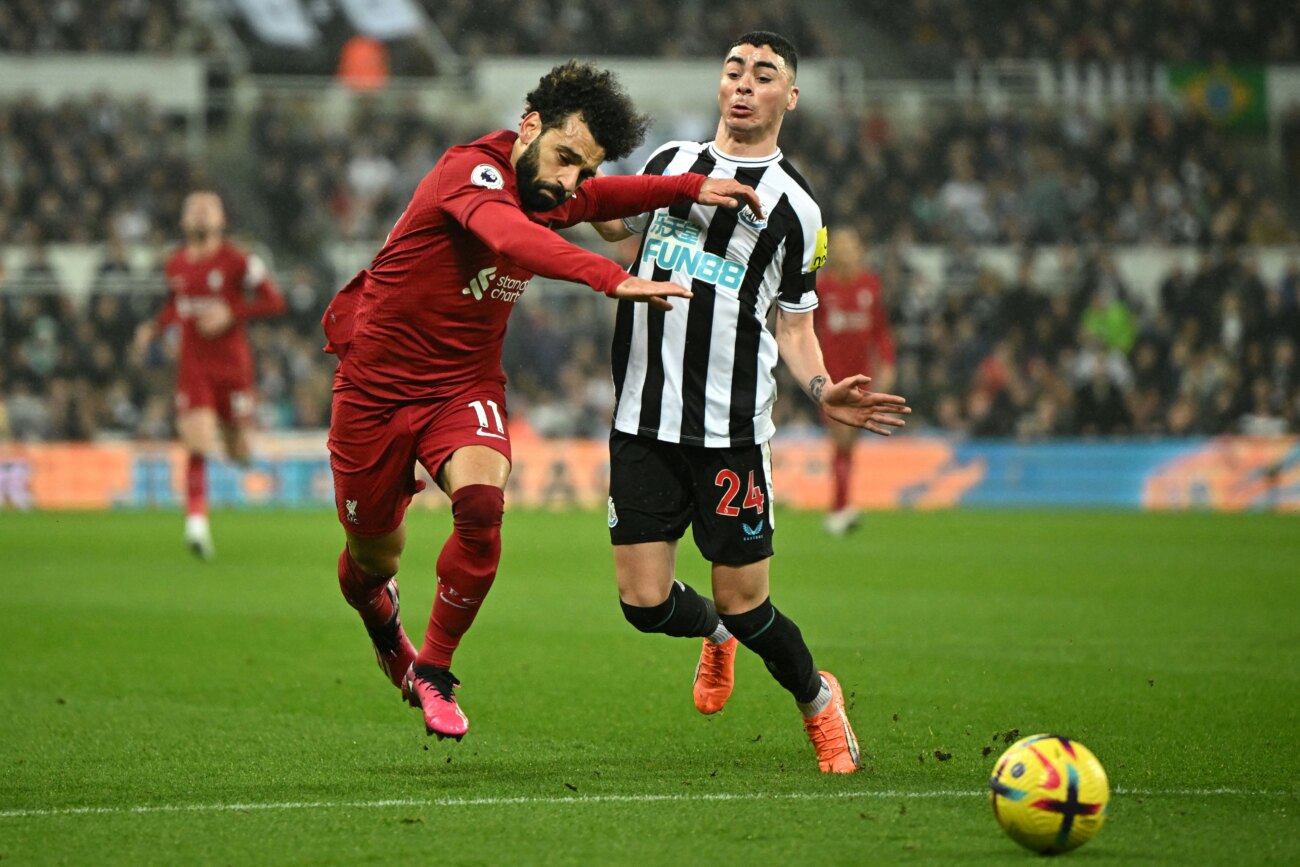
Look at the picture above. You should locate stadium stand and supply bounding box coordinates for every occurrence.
[784,100,1285,247]
[1,0,1297,446]
[417,0,832,60]
[855,0,1300,74]
[0,0,189,53]
[0,95,201,245]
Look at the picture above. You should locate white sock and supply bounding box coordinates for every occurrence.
[797,676,832,718]
[707,621,732,644]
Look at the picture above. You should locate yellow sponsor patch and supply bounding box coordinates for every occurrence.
[810,225,828,272]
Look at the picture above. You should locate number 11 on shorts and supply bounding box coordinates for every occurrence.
[469,399,506,439]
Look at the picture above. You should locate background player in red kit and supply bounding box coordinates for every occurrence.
[814,226,896,536]
[326,61,764,741]
[134,191,285,559]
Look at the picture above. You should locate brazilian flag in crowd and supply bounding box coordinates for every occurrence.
[1167,64,1268,130]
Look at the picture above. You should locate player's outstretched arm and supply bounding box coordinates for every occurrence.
[558,173,765,230]
[586,177,763,244]
[612,276,693,312]
[776,308,909,436]
[465,200,687,301]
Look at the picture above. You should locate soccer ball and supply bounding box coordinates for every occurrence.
[988,734,1109,854]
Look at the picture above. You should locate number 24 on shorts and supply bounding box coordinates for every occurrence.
[714,469,765,516]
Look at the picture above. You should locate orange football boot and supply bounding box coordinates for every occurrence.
[803,671,861,773]
[692,636,738,714]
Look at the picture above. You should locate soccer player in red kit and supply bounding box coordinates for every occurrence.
[134,191,285,559]
[814,227,896,536]
[325,62,765,741]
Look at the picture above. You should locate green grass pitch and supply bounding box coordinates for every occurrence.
[1,507,1297,864]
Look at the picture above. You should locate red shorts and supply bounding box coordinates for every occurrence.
[176,371,255,425]
[328,381,512,537]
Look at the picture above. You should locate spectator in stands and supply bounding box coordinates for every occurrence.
[0,0,187,53]
[3,63,1299,445]
[860,0,1300,69]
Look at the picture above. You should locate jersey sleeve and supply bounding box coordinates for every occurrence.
[463,200,629,296]
[435,149,517,227]
[545,173,705,228]
[233,252,286,321]
[776,201,827,314]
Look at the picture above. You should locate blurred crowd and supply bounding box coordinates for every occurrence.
[223,0,830,75]
[859,0,1300,73]
[0,0,192,53]
[2,78,1299,441]
[3,233,1297,443]
[868,244,1300,439]
[247,94,469,259]
[0,95,202,245]
[421,0,831,60]
[11,92,1293,255]
[786,100,1299,249]
[0,253,617,442]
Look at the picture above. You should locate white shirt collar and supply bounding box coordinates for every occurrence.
[707,142,783,165]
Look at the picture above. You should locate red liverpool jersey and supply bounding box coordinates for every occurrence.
[814,268,896,381]
[157,242,285,382]
[324,130,703,403]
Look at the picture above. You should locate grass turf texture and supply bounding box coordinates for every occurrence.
[1,508,1296,865]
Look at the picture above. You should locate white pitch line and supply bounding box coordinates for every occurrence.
[0,787,1282,820]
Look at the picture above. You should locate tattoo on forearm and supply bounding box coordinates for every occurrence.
[809,375,827,402]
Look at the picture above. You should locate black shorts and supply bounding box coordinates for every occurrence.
[607,431,775,566]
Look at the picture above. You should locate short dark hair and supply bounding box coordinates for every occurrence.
[730,30,799,79]
[523,61,650,162]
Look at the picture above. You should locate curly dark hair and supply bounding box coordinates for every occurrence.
[523,61,650,162]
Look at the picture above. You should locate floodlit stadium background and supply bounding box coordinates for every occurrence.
[1,0,1298,511]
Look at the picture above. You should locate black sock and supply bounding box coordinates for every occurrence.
[721,598,821,703]
[621,581,721,638]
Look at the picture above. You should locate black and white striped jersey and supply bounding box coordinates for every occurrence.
[611,140,828,447]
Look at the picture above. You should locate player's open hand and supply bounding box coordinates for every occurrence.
[820,374,910,436]
[697,178,764,221]
[613,276,693,312]
[196,301,235,337]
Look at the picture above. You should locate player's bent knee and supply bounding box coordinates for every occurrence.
[617,582,672,609]
[449,484,504,553]
[353,549,400,578]
[621,597,672,633]
[451,484,504,526]
[619,582,716,637]
[347,536,403,578]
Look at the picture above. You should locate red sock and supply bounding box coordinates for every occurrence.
[417,485,504,669]
[186,453,207,517]
[338,548,394,628]
[832,445,853,512]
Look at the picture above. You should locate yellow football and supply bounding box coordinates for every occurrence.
[989,734,1110,854]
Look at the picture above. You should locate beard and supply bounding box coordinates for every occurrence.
[183,225,218,244]
[515,144,567,212]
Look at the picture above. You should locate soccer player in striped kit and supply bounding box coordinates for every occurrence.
[593,32,910,773]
